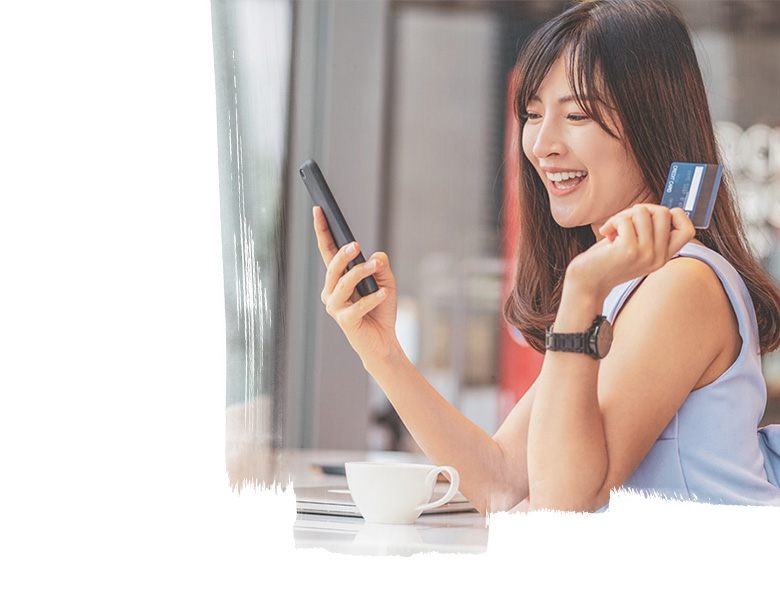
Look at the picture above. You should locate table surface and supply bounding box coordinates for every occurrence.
[276,449,490,556]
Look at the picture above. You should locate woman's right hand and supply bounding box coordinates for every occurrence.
[313,206,399,366]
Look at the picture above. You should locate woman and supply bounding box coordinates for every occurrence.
[312,0,780,513]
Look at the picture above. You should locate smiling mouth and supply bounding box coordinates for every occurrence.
[545,170,588,190]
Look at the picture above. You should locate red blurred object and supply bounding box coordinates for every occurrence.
[498,68,544,426]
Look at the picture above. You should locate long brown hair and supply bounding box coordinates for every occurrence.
[503,0,780,355]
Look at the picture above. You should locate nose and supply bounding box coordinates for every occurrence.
[531,118,565,159]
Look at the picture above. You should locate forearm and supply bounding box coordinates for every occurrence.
[527,279,609,512]
[364,345,524,514]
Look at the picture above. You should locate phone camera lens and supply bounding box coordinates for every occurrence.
[300,169,305,178]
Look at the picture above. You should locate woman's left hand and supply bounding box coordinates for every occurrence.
[566,204,696,300]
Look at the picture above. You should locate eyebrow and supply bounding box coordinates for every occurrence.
[529,94,584,104]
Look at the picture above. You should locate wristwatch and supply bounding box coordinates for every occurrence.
[545,315,613,359]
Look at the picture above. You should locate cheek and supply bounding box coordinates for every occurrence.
[590,141,632,185]
[609,148,645,194]
[521,127,536,162]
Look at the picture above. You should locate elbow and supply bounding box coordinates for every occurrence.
[527,497,599,514]
[527,480,610,514]
[470,483,529,516]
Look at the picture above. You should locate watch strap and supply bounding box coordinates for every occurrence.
[545,315,609,358]
[545,327,589,353]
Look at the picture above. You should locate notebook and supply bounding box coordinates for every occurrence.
[295,482,477,518]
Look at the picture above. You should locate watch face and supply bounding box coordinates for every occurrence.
[595,319,613,358]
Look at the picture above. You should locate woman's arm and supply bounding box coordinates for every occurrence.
[526,205,738,512]
[364,344,536,514]
[315,203,733,514]
[313,206,532,514]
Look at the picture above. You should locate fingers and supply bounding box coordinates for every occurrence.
[650,204,672,261]
[631,204,654,248]
[314,207,390,300]
[327,255,382,308]
[643,204,694,260]
[598,220,617,242]
[367,251,392,286]
[333,287,388,330]
[319,244,393,334]
[322,240,361,300]
[600,204,651,244]
[600,204,695,271]
[668,207,696,256]
[323,257,388,331]
[605,212,639,249]
[599,208,646,244]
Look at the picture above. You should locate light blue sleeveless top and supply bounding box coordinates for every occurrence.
[601,242,780,507]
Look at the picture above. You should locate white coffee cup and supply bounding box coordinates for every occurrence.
[345,462,460,525]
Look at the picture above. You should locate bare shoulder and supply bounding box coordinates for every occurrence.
[627,256,734,321]
[649,252,727,292]
[618,253,731,320]
[610,253,740,389]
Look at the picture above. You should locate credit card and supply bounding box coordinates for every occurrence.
[660,162,723,229]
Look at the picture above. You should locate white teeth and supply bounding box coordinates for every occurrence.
[545,170,587,182]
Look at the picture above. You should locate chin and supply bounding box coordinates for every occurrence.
[549,209,585,230]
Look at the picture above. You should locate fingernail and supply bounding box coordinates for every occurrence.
[366,259,376,270]
[377,288,386,298]
[346,243,356,255]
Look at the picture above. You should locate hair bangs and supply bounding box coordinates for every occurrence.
[513,36,564,124]
[566,40,618,139]
[514,15,619,140]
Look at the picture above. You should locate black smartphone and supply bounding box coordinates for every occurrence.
[299,159,379,297]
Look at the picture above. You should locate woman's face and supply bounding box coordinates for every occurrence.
[521,57,650,237]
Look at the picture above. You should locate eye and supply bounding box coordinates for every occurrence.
[521,111,541,122]
[567,114,589,122]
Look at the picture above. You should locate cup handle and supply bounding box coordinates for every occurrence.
[416,466,460,512]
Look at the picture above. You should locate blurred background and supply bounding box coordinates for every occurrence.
[212,0,780,486]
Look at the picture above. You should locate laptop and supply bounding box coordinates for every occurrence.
[295,482,477,518]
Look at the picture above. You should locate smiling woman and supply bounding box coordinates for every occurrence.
[498,0,780,510]
[505,0,780,357]
[520,59,650,231]
[311,0,780,514]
